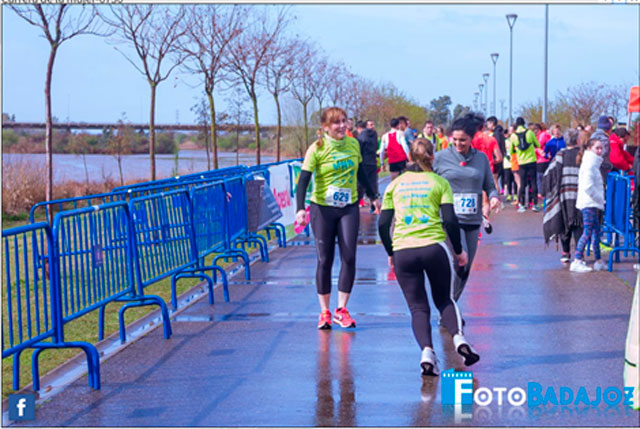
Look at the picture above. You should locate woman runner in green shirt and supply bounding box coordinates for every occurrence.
[296,107,381,329]
[378,138,479,376]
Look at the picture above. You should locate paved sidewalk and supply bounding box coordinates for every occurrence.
[6,190,639,426]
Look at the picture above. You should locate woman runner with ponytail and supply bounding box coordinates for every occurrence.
[378,138,479,376]
[296,107,381,329]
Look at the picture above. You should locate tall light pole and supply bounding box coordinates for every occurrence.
[490,53,499,117]
[542,5,549,124]
[506,13,518,126]
[474,92,480,111]
[482,73,490,117]
[478,84,484,114]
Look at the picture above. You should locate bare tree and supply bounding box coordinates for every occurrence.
[100,5,187,181]
[110,113,134,186]
[327,61,349,108]
[264,38,299,162]
[9,5,106,202]
[191,97,211,170]
[225,86,252,166]
[556,82,610,126]
[227,5,289,165]
[179,4,245,170]
[290,41,319,150]
[310,55,329,114]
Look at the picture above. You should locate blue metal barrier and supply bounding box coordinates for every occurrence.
[223,176,269,263]
[2,223,62,391]
[603,173,639,271]
[129,190,215,311]
[29,191,128,224]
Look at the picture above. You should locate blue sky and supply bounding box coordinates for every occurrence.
[2,3,639,126]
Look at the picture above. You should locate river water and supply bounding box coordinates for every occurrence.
[2,151,276,184]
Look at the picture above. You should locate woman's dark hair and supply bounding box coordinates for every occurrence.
[450,113,483,138]
[576,138,601,166]
[515,117,525,127]
[410,138,435,172]
[614,127,629,139]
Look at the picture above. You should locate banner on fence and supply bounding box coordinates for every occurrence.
[269,163,296,227]
[246,179,282,232]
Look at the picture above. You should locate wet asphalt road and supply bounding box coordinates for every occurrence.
[7,178,639,427]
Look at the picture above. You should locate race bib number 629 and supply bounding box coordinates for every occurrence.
[325,185,352,208]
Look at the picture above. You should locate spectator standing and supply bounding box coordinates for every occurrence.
[544,124,566,162]
[418,121,438,150]
[591,115,614,181]
[509,117,540,212]
[542,128,583,263]
[356,120,380,207]
[571,138,606,272]
[610,128,634,172]
[380,118,410,180]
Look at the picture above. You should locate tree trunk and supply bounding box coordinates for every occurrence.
[44,45,58,203]
[252,94,261,165]
[207,91,218,170]
[274,93,282,162]
[204,120,210,171]
[236,127,240,166]
[117,155,124,187]
[303,102,309,151]
[149,82,157,181]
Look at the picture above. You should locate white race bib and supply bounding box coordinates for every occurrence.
[325,185,352,208]
[453,193,478,215]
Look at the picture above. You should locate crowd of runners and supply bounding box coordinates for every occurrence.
[295,106,637,376]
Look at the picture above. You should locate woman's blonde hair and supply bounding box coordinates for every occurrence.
[315,106,348,148]
[410,138,435,172]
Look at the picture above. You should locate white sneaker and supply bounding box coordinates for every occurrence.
[570,259,593,273]
[420,347,439,376]
[517,205,526,213]
[453,333,480,366]
[593,260,606,271]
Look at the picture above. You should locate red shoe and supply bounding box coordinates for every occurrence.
[333,307,356,328]
[318,310,332,330]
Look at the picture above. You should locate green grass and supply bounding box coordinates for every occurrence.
[1,218,282,399]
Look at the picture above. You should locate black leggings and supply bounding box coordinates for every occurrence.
[504,168,517,195]
[518,162,538,205]
[310,202,360,295]
[393,243,463,349]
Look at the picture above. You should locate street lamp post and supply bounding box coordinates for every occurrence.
[543,5,549,124]
[482,73,490,117]
[506,13,518,126]
[478,84,484,114]
[474,92,480,111]
[490,53,499,117]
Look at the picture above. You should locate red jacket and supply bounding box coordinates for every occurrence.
[609,133,633,171]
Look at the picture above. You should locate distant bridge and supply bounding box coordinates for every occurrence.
[2,122,290,133]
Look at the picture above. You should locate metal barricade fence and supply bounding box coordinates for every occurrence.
[604,173,640,270]
[2,223,59,391]
[129,190,215,311]
[29,191,128,224]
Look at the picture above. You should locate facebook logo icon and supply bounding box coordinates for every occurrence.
[441,368,473,404]
[8,394,35,421]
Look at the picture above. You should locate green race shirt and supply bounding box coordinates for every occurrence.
[302,134,362,207]
[509,126,539,165]
[382,170,453,251]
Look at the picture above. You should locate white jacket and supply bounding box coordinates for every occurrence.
[576,150,605,210]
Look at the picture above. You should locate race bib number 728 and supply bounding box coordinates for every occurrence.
[453,193,478,215]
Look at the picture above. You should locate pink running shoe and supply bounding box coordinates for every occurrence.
[333,307,356,328]
[318,310,332,330]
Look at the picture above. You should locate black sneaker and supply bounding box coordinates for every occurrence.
[482,215,492,234]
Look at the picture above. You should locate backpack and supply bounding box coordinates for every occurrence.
[516,131,530,151]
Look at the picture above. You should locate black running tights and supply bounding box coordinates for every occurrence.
[393,243,463,349]
[310,202,360,295]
